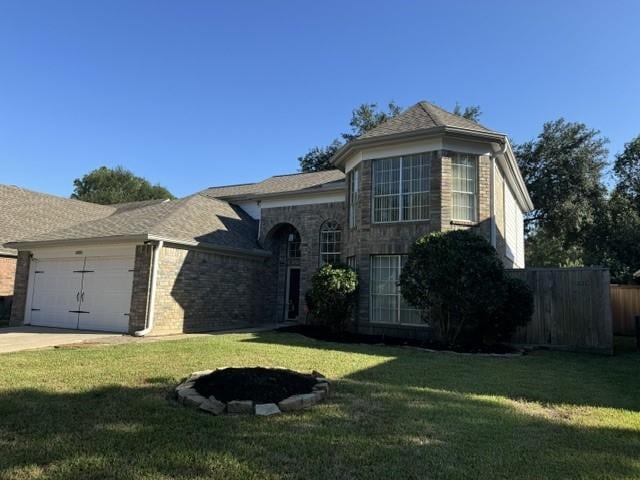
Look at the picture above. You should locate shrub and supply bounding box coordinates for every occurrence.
[309,264,358,332]
[399,230,533,347]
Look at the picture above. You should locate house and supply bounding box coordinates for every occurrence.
[4,101,532,338]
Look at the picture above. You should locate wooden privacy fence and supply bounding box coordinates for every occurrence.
[610,285,640,336]
[506,268,613,354]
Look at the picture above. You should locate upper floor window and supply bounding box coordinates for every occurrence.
[348,168,360,228]
[451,154,478,222]
[319,220,341,265]
[372,153,430,223]
[287,230,301,258]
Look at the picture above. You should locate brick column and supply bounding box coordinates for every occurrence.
[9,251,31,326]
[127,244,153,334]
[440,154,452,231]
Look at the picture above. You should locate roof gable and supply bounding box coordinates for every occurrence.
[359,101,495,139]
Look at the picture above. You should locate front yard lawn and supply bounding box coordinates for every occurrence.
[0,332,639,479]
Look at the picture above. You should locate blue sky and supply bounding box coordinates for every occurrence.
[1,1,638,198]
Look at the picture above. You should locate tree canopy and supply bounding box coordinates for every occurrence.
[71,166,175,205]
[514,119,609,266]
[613,135,640,209]
[298,102,401,172]
[452,103,482,122]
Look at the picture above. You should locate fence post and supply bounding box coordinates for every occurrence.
[636,316,640,352]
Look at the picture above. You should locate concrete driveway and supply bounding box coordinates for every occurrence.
[0,326,123,354]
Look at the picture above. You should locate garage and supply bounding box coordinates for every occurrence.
[26,249,135,333]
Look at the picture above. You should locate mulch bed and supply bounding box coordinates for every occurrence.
[193,367,318,404]
[277,324,521,355]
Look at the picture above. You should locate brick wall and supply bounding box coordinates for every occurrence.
[9,251,30,326]
[127,244,153,334]
[151,246,269,334]
[259,202,347,323]
[0,256,17,297]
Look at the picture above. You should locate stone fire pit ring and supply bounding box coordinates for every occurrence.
[175,367,331,416]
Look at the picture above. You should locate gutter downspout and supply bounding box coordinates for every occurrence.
[491,139,509,248]
[134,240,163,337]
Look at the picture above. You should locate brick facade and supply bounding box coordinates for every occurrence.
[150,246,269,334]
[0,255,17,297]
[128,244,153,334]
[259,202,347,322]
[9,251,30,326]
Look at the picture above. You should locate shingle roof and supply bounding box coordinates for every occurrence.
[6,194,262,253]
[0,185,116,256]
[358,101,496,139]
[202,170,345,200]
[110,198,170,214]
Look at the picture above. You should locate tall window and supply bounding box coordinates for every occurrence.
[370,255,421,324]
[287,230,301,259]
[319,220,341,265]
[348,168,360,228]
[372,153,430,223]
[452,154,478,222]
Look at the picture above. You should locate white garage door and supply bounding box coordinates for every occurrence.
[29,255,135,333]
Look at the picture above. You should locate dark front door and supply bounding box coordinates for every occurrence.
[287,268,301,320]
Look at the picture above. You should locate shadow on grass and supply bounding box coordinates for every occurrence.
[242,331,640,412]
[0,379,638,479]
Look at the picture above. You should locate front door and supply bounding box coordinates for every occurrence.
[286,267,301,320]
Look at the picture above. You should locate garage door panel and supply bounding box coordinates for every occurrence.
[77,256,134,333]
[29,258,84,329]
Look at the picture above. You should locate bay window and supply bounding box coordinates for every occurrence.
[370,255,422,324]
[452,154,478,222]
[372,153,430,223]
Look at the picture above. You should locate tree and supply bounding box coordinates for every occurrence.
[308,264,358,332]
[298,102,401,172]
[399,230,532,347]
[613,134,640,209]
[514,119,609,266]
[452,103,482,122]
[71,166,175,205]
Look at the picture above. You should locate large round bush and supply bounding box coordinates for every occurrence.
[309,264,358,332]
[399,230,533,347]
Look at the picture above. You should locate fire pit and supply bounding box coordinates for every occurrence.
[175,367,330,416]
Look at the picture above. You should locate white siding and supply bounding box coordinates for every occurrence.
[504,184,525,268]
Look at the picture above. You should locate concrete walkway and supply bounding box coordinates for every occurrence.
[0,326,123,354]
[0,324,282,354]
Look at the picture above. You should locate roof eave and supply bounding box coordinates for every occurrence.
[331,126,506,168]
[217,182,346,202]
[4,234,151,250]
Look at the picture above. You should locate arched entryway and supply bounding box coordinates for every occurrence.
[263,223,303,322]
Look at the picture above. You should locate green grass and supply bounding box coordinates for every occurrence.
[0,332,639,480]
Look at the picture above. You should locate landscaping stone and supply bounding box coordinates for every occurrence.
[177,387,200,401]
[255,403,281,416]
[227,400,253,414]
[301,392,320,407]
[313,382,330,394]
[189,370,213,380]
[200,397,226,415]
[182,393,207,408]
[176,380,195,391]
[278,394,304,412]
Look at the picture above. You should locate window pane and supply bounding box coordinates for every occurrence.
[451,154,477,221]
[373,157,401,222]
[320,221,341,266]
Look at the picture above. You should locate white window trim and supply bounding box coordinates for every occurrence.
[372,154,431,224]
[349,169,360,229]
[369,255,425,326]
[451,154,479,223]
[319,221,342,266]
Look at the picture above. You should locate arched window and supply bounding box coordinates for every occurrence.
[319,220,341,265]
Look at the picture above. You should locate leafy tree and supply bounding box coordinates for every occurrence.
[299,102,401,172]
[452,103,482,122]
[399,230,532,347]
[72,166,174,205]
[514,119,609,266]
[298,140,342,174]
[308,264,358,332]
[613,134,640,209]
